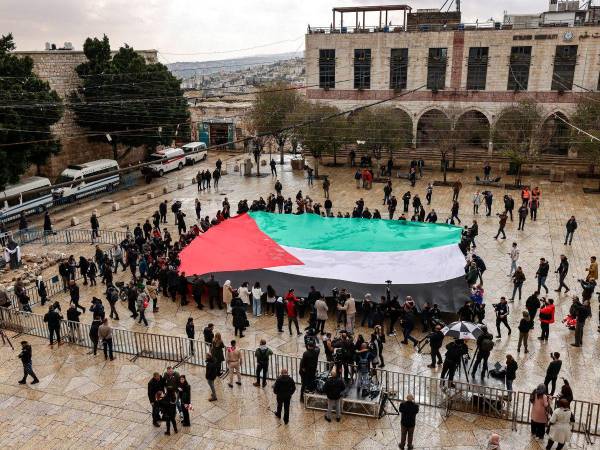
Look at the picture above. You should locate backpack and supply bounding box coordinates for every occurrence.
[480,337,494,352]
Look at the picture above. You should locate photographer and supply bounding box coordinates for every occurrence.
[299,342,319,402]
[579,278,596,302]
[335,289,347,326]
[538,298,555,341]
[333,331,355,383]
[401,297,418,346]
[471,325,494,378]
[337,292,356,334]
[427,325,444,368]
[441,339,467,384]
[494,297,511,339]
[386,295,402,336]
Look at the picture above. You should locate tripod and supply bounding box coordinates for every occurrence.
[0,328,14,350]
[416,335,430,354]
[378,391,400,418]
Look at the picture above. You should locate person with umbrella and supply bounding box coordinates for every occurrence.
[440,338,468,386]
[441,321,483,382]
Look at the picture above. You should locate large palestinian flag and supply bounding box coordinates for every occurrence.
[178,211,469,311]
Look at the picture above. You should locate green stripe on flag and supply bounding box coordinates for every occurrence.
[248,211,462,252]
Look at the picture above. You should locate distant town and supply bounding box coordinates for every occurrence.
[168,52,305,95]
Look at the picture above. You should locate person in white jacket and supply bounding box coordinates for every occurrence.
[251,282,263,317]
[238,282,250,306]
[315,297,328,334]
[546,398,573,449]
[337,294,356,333]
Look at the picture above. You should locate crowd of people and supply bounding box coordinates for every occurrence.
[4,158,597,450]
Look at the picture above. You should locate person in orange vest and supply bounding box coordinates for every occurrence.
[520,186,531,207]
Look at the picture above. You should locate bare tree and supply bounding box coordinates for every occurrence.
[295,102,347,178]
[348,106,412,172]
[248,82,304,165]
[492,100,549,187]
[572,92,600,191]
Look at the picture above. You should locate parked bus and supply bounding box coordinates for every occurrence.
[182,142,208,165]
[144,147,185,177]
[0,176,54,222]
[52,159,120,203]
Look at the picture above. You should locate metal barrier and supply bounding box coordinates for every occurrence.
[9,228,129,247]
[0,306,597,441]
[6,247,116,309]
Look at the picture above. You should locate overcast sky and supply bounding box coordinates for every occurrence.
[1,0,561,62]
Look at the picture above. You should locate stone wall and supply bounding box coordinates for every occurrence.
[15,49,158,178]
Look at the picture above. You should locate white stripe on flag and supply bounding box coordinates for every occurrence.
[266,244,466,285]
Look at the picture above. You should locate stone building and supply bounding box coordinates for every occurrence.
[186,97,252,150]
[14,48,158,178]
[305,3,600,159]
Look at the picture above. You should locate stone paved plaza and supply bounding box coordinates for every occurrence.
[1,151,600,449]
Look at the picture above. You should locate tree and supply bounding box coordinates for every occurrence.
[492,100,548,186]
[70,35,190,161]
[418,110,452,183]
[249,82,304,165]
[349,107,413,172]
[572,93,600,190]
[295,102,347,178]
[0,33,63,188]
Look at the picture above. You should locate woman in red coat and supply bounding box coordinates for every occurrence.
[538,298,555,341]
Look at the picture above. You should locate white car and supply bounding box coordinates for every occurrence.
[182,142,208,165]
[146,147,186,176]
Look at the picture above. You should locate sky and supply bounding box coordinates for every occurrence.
[1,0,566,62]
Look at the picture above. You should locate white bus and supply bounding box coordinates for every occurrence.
[52,159,120,203]
[145,147,185,176]
[0,177,54,222]
[182,142,208,165]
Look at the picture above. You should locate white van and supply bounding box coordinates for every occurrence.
[0,176,53,221]
[182,142,208,165]
[146,147,185,176]
[53,159,120,202]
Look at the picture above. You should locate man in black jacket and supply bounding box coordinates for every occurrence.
[535,258,550,294]
[471,326,494,378]
[299,343,319,401]
[564,215,577,245]
[69,280,85,313]
[273,368,296,424]
[18,341,39,385]
[90,212,100,244]
[148,372,164,426]
[555,254,570,293]
[43,305,63,345]
[323,369,345,422]
[206,275,221,309]
[399,394,419,450]
[544,352,562,395]
[526,291,541,327]
[159,200,168,223]
[572,300,591,347]
[402,191,411,213]
[503,194,514,221]
[427,325,444,368]
[441,339,466,384]
[517,204,528,231]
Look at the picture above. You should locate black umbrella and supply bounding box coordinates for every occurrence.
[441,321,483,340]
